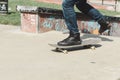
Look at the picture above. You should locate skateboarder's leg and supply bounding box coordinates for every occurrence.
[62,0,79,34]
[57,0,82,46]
[75,0,111,34]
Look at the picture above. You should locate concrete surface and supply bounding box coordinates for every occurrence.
[0,24,120,80]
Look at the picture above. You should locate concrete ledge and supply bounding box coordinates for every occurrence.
[17,5,120,37]
[17,5,63,15]
[16,6,38,13]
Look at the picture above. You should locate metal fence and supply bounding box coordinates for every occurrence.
[102,0,118,11]
[88,0,118,11]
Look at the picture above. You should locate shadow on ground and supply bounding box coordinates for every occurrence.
[81,33,113,42]
[63,31,113,42]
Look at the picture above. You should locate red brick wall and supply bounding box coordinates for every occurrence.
[21,13,37,33]
[18,5,120,36]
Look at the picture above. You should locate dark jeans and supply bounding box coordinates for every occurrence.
[62,0,104,33]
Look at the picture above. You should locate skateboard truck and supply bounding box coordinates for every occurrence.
[53,45,96,54]
[56,48,68,54]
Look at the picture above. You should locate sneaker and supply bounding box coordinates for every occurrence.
[99,22,111,34]
[57,32,82,46]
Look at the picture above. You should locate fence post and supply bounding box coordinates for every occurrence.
[102,0,104,5]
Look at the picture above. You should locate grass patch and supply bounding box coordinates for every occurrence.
[0,12,20,25]
[0,0,62,25]
[0,0,120,25]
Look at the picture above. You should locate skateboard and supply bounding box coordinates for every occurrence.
[49,38,101,54]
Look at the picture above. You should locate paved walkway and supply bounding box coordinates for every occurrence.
[0,24,120,80]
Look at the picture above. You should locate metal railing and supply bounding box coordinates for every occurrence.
[88,0,118,11]
[102,0,118,11]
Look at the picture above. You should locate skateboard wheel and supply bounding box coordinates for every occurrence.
[91,46,96,50]
[63,50,68,54]
[56,48,60,51]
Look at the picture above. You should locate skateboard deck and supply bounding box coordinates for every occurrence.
[49,38,101,54]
